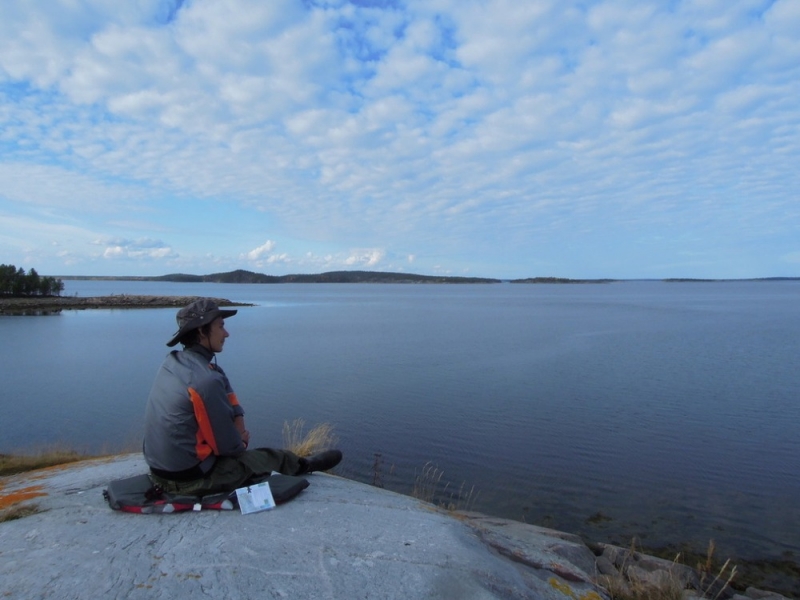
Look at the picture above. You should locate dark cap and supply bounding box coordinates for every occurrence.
[166,298,237,347]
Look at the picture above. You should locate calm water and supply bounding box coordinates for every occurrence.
[2,280,798,563]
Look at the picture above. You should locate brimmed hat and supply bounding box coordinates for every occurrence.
[166,298,237,347]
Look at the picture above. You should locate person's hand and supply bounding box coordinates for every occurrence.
[241,429,251,448]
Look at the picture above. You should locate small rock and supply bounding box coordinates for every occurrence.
[600,543,630,569]
[634,554,699,588]
[627,564,678,589]
[595,555,618,576]
[744,588,790,599]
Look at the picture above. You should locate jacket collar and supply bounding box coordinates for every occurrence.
[185,344,215,363]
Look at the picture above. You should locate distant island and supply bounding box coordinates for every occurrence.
[662,277,800,282]
[54,270,800,285]
[509,277,617,284]
[61,269,502,284]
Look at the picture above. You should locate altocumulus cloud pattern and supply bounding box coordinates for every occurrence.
[1,0,798,279]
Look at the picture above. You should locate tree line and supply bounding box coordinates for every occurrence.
[0,264,64,297]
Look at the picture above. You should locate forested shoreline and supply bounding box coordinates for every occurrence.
[0,264,64,297]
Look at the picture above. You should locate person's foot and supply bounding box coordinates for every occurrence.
[300,449,343,474]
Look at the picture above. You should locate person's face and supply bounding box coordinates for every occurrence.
[199,317,229,353]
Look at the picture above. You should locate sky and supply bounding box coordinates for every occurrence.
[1,0,798,280]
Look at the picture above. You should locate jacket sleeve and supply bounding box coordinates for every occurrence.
[189,374,246,458]
[215,363,244,419]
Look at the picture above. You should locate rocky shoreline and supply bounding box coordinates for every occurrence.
[0,454,792,599]
[0,295,250,315]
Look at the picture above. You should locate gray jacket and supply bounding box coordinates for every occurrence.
[143,345,245,475]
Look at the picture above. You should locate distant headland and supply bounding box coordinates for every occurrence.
[0,295,249,315]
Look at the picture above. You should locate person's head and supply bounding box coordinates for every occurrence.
[166,298,237,351]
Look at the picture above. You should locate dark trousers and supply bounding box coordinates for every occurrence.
[150,448,303,496]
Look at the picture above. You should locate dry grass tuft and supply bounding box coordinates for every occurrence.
[0,503,42,523]
[599,539,736,600]
[0,448,89,477]
[697,540,738,600]
[0,434,141,478]
[412,462,444,503]
[599,539,683,600]
[602,568,684,600]
[282,419,338,457]
[411,462,479,512]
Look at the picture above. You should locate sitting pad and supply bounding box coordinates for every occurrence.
[103,473,310,514]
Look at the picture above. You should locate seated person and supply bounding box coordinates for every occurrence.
[143,298,341,496]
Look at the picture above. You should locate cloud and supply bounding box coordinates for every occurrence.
[230,244,391,274]
[96,237,177,261]
[244,240,277,261]
[344,248,385,267]
[265,252,290,264]
[0,162,141,211]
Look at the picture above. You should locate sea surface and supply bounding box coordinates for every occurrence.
[2,280,798,563]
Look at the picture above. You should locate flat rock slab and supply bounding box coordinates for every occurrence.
[0,455,607,600]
